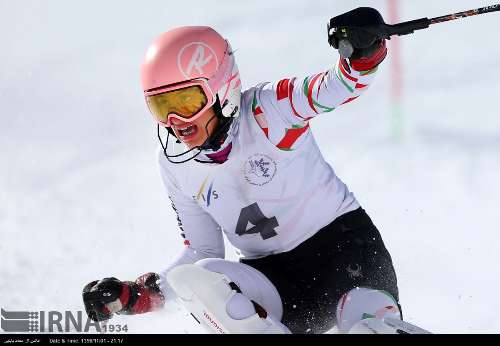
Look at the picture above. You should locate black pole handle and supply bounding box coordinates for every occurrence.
[336,19,430,58]
[383,18,430,37]
[334,4,500,58]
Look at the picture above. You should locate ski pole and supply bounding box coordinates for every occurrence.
[330,4,500,58]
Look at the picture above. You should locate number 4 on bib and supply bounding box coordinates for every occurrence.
[235,203,279,240]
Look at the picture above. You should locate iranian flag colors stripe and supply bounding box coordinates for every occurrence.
[360,66,378,76]
[255,114,269,138]
[335,65,354,93]
[355,83,368,89]
[252,91,269,137]
[341,96,359,105]
[339,60,358,82]
[276,78,307,120]
[288,78,306,119]
[303,73,335,114]
[251,90,259,114]
[277,123,310,150]
[305,73,322,114]
[276,79,290,100]
[262,127,269,138]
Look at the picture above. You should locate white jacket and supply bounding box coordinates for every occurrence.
[158,57,380,298]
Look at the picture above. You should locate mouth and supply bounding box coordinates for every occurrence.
[174,124,199,141]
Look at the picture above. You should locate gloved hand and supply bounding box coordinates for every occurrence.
[82,273,164,322]
[82,277,133,322]
[328,7,388,70]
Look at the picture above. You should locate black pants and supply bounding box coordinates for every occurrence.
[240,208,399,334]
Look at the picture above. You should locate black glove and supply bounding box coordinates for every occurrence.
[82,277,133,322]
[83,273,164,322]
[328,7,387,61]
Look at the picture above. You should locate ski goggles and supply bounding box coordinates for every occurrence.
[145,79,216,127]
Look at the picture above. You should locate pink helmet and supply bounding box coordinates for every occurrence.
[140,26,241,120]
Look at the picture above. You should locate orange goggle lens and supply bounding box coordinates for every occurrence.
[146,85,208,123]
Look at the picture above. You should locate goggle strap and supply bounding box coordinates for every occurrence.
[158,125,203,164]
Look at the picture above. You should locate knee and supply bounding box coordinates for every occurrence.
[336,287,401,333]
[194,258,249,298]
[194,258,283,318]
[166,263,289,333]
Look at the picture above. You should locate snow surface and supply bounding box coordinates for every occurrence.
[1,0,499,334]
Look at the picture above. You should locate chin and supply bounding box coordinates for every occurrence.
[184,137,206,149]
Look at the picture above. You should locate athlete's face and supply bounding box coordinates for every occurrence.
[169,107,219,149]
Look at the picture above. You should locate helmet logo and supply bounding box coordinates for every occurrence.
[178,42,218,79]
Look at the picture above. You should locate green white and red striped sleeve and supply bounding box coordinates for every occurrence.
[250,57,380,151]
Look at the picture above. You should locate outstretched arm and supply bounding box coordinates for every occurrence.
[286,6,389,120]
[266,48,385,121]
[251,8,388,150]
[250,48,385,150]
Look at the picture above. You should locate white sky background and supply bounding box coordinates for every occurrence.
[1,0,499,333]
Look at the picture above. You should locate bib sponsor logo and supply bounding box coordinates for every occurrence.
[178,42,218,79]
[193,176,219,207]
[243,154,277,186]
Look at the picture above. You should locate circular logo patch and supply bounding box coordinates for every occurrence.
[177,42,218,79]
[243,154,277,186]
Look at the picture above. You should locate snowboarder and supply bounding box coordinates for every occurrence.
[83,8,425,334]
